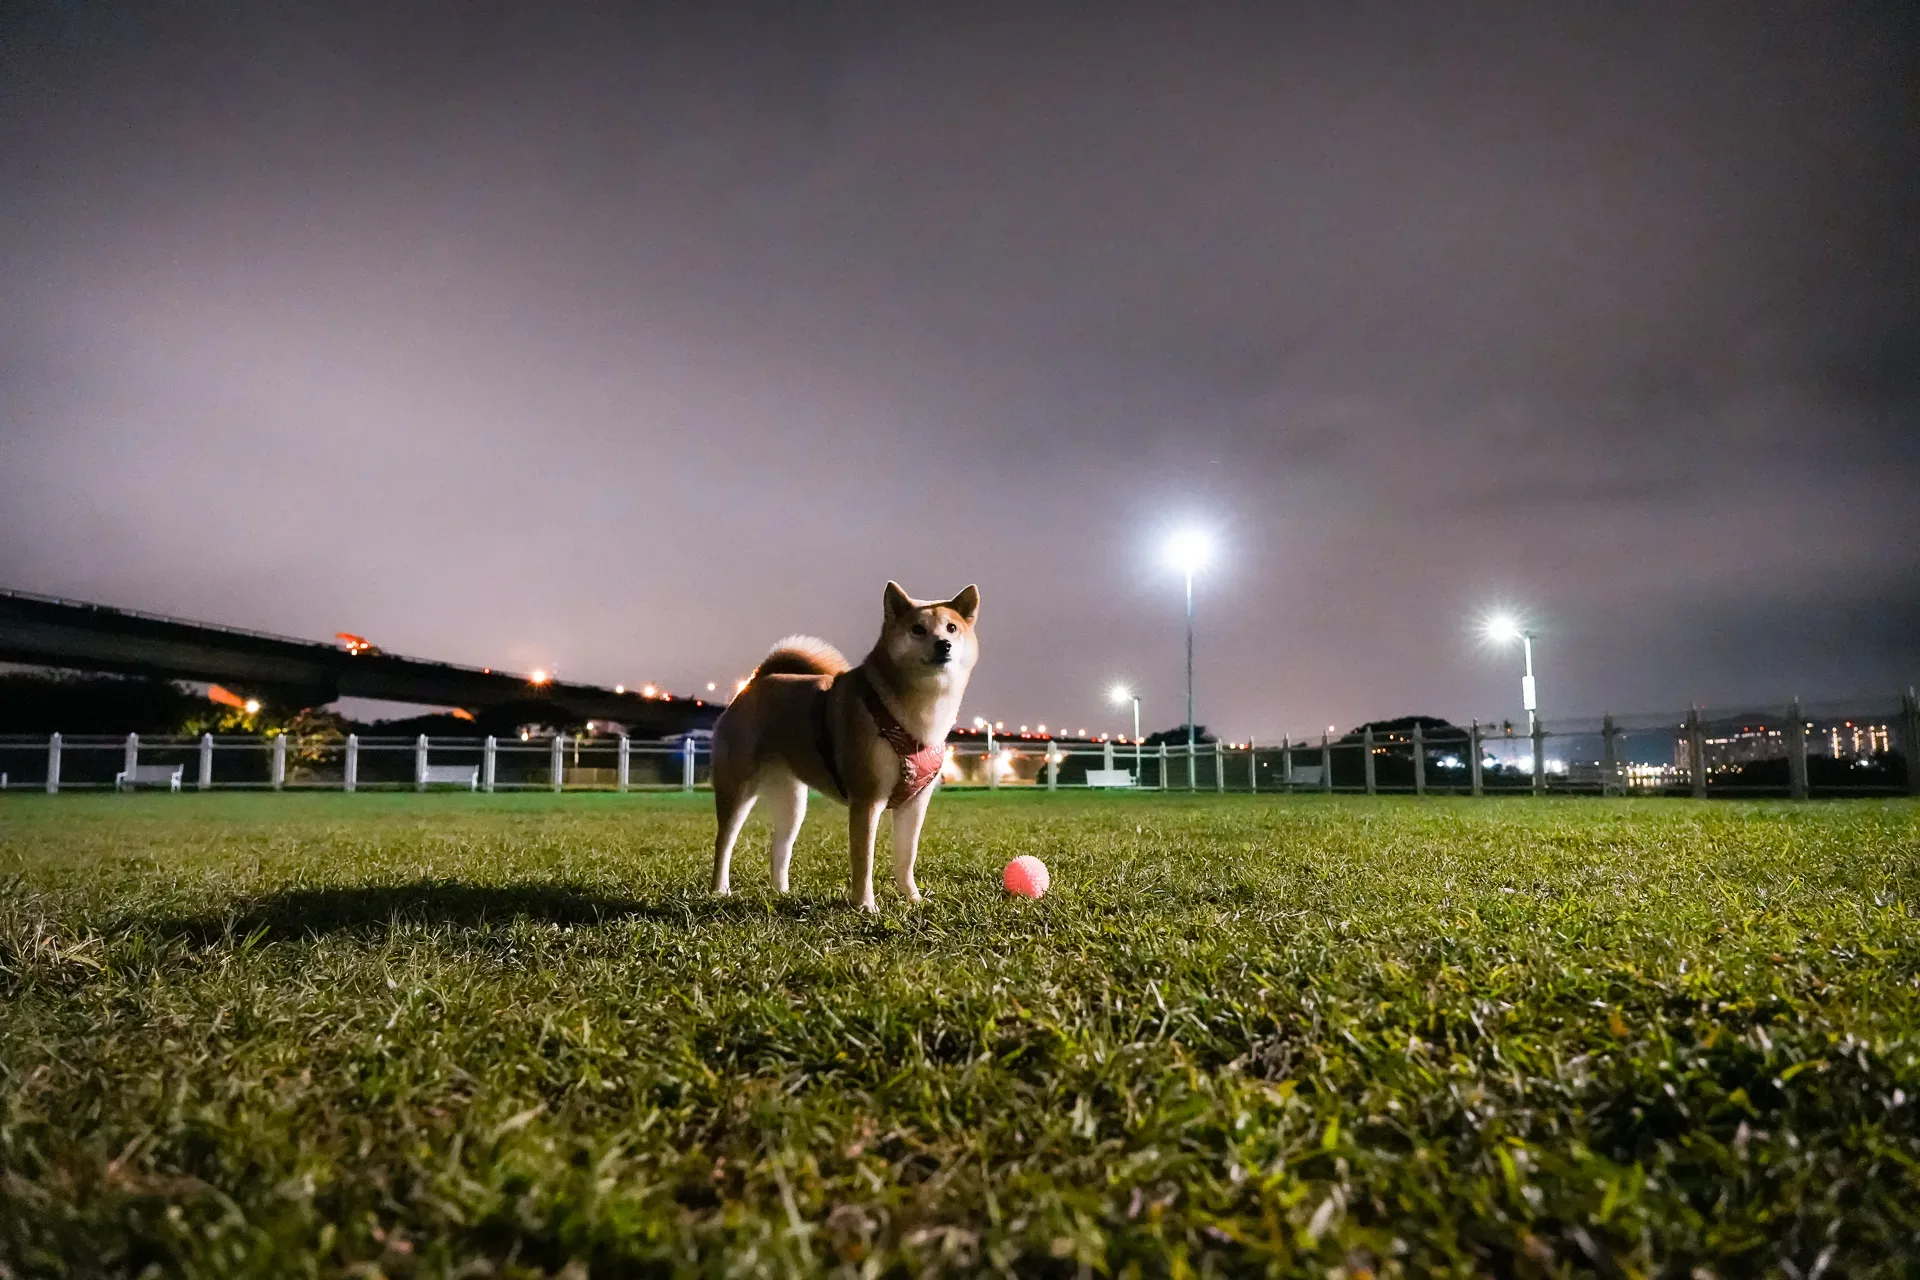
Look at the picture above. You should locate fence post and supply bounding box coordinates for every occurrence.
[1248,739,1257,793]
[1320,733,1333,794]
[345,734,358,792]
[1214,740,1224,793]
[1159,742,1168,791]
[1281,735,1293,789]
[1905,687,1920,798]
[1599,714,1618,796]
[1047,748,1058,791]
[1412,722,1426,797]
[47,732,61,794]
[1787,699,1809,801]
[1103,740,1114,772]
[681,737,696,792]
[1187,742,1197,791]
[1363,726,1377,796]
[617,734,630,792]
[989,732,1000,789]
[551,734,565,793]
[483,735,497,792]
[122,733,139,791]
[1531,719,1546,797]
[1686,708,1707,799]
[415,734,429,791]
[1469,721,1483,796]
[271,733,286,790]
[199,732,214,791]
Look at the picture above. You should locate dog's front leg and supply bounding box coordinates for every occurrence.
[848,800,885,912]
[891,789,932,904]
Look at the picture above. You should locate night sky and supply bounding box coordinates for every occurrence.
[3,3,1916,739]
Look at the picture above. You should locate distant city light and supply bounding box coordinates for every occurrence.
[642,684,657,698]
[708,682,717,692]
[615,684,625,693]
[530,669,550,685]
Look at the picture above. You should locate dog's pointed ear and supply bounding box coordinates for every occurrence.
[883,581,916,621]
[948,585,979,624]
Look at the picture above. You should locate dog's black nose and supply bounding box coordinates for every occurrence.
[933,638,953,658]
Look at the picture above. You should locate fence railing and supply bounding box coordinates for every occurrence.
[2,690,1915,798]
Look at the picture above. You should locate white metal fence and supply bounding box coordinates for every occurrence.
[3,689,1916,798]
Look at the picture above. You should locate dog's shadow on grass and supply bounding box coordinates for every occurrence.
[142,879,851,945]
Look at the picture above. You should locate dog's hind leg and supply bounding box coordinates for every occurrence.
[711,776,758,895]
[762,770,808,893]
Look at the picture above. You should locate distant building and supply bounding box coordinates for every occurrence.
[1824,721,1890,758]
[1676,725,1787,775]
[1674,719,1894,774]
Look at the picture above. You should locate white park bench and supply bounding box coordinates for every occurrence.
[117,763,183,791]
[1085,768,1136,788]
[417,763,479,790]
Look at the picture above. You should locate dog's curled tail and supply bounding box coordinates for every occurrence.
[753,635,850,680]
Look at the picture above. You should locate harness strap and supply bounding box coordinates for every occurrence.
[849,668,946,809]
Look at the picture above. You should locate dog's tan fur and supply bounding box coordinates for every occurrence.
[709,582,980,911]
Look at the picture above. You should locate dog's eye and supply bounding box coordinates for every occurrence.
[911,623,927,637]
[945,622,957,633]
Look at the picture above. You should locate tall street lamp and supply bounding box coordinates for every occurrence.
[971,716,997,787]
[1165,530,1211,766]
[1484,614,1540,732]
[1110,685,1141,780]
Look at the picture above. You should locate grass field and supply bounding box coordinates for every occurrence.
[2,792,1918,1278]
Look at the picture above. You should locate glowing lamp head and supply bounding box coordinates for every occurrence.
[1165,529,1212,575]
[243,698,261,715]
[973,716,989,729]
[1110,685,1132,705]
[1483,615,1523,644]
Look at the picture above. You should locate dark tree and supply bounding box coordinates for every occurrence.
[1141,724,1218,747]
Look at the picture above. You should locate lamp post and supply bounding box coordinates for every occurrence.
[972,716,997,788]
[1484,615,1540,732]
[1165,531,1211,763]
[1110,685,1141,780]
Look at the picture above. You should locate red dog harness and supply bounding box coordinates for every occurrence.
[819,668,945,809]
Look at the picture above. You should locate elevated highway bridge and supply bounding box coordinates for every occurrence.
[0,588,717,737]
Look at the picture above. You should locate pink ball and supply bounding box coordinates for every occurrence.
[1003,855,1050,899]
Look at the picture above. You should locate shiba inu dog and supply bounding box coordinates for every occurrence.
[710,582,980,911]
